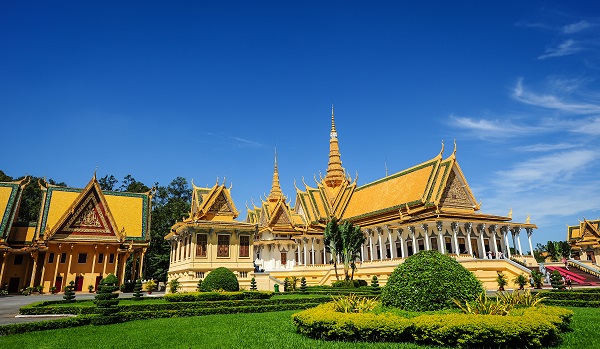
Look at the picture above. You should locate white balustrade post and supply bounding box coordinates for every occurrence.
[436,221,445,254]
[466,223,473,257]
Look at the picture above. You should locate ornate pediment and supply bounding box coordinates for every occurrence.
[439,170,473,209]
[208,192,233,215]
[271,206,291,225]
[49,179,121,241]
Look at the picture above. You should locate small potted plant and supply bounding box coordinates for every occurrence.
[496,272,508,291]
[88,284,94,293]
[50,286,57,294]
[513,273,528,290]
[145,280,156,294]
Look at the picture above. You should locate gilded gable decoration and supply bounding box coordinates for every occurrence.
[439,170,472,208]
[208,193,233,214]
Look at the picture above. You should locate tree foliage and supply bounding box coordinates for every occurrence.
[324,218,364,281]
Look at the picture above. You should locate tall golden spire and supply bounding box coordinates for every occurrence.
[268,147,284,201]
[324,104,345,187]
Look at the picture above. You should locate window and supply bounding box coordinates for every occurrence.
[281,252,287,265]
[98,253,104,264]
[239,271,248,278]
[195,271,205,278]
[60,253,67,263]
[239,235,250,257]
[78,253,87,264]
[217,235,230,257]
[48,252,55,264]
[14,255,23,265]
[109,253,115,263]
[196,234,207,257]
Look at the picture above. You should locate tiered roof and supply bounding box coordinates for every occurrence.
[568,219,600,248]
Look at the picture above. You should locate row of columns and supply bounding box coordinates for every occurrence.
[360,222,534,261]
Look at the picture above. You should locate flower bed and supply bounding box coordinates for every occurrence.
[292,303,573,348]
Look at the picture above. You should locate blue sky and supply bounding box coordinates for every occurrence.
[2,1,599,248]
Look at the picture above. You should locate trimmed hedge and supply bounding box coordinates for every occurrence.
[200,267,239,292]
[542,299,600,307]
[20,295,324,316]
[0,315,95,336]
[3,300,325,336]
[164,291,273,302]
[534,290,600,301]
[381,250,483,311]
[292,303,573,348]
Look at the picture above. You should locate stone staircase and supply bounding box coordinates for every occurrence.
[544,265,600,286]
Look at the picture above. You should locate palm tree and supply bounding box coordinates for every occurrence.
[339,220,366,281]
[324,218,342,280]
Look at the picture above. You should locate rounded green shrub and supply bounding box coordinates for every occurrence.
[381,250,483,311]
[200,267,239,292]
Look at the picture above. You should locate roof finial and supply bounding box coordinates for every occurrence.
[453,139,457,156]
[384,158,388,177]
[268,146,283,201]
[439,140,445,157]
[324,105,345,187]
[330,104,337,139]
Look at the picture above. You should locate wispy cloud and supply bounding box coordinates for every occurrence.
[563,20,592,34]
[493,149,599,189]
[538,39,582,59]
[449,114,543,137]
[512,78,600,114]
[514,143,579,152]
[228,136,265,148]
[571,117,600,136]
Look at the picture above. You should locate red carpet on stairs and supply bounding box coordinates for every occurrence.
[544,266,600,286]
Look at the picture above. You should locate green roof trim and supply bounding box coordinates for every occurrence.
[0,182,20,239]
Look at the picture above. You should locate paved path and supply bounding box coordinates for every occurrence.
[0,292,165,326]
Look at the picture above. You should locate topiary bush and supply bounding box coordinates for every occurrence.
[370,276,381,294]
[132,279,143,300]
[381,250,484,311]
[92,273,120,325]
[200,267,239,292]
[63,281,76,303]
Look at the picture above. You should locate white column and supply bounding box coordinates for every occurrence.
[369,233,374,261]
[311,239,315,266]
[511,229,517,255]
[516,228,523,256]
[303,239,308,266]
[323,242,327,264]
[421,224,430,250]
[451,222,460,254]
[526,228,534,256]
[386,226,395,259]
[478,224,486,259]
[399,229,406,258]
[409,226,417,255]
[491,226,499,256]
[503,227,511,258]
[436,221,445,254]
[378,230,384,260]
[360,245,364,263]
[466,223,473,257]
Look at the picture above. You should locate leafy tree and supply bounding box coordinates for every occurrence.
[558,241,571,258]
[339,220,365,281]
[98,175,118,191]
[120,174,150,193]
[145,177,191,281]
[168,277,180,294]
[324,218,343,280]
[547,241,559,262]
[550,270,565,290]
[197,279,203,292]
[0,170,12,182]
[496,272,508,291]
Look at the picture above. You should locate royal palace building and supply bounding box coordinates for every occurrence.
[0,175,151,293]
[167,107,539,291]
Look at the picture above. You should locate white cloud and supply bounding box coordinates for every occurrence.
[493,149,599,190]
[538,39,582,59]
[512,79,600,114]
[563,20,591,34]
[571,117,600,136]
[449,114,543,137]
[228,136,265,148]
[514,143,579,152]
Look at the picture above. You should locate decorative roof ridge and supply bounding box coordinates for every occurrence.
[355,155,441,192]
[45,174,122,242]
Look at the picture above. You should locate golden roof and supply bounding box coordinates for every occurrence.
[568,218,600,244]
[0,177,28,240]
[189,180,239,222]
[38,175,151,242]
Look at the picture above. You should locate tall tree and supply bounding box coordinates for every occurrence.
[120,174,150,193]
[98,175,118,191]
[323,218,342,280]
[339,220,365,281]
[144,177,191,281]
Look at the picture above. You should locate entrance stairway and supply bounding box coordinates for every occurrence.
[544,265,600,286]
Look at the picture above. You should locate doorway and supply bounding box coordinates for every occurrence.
[8,277,20,293]
[75,275,84,292]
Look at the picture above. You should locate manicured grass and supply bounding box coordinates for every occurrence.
[3,307,598,348]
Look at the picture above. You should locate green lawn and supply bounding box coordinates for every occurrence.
[2,307,598,349]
